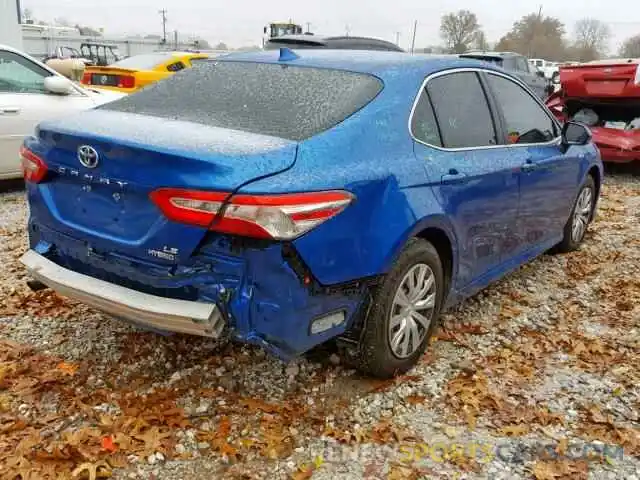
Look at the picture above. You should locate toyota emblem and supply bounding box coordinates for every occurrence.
[77,145,99,168]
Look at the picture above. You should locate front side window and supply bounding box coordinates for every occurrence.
[486,73,557,144]
[426,72,497,148]
[0,51,49,93]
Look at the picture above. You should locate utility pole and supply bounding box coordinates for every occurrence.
[345,25,350,37]
[306,22,311,33]
[410,20,417,54]
[395,31,401,46]
[159,8,168,45]
[529,5,542,58]
[174,30,178,50]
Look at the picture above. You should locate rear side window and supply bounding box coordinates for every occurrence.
[410,90,441,146]
[102,61,383,141]
[486,73,557,144]
[426,72,497,148]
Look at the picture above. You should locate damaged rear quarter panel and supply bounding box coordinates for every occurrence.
[235,74,453,286]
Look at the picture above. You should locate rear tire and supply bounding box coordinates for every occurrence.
[355,238,444,379]
[555,175,596,253]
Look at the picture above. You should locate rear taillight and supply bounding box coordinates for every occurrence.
[150,189,354,240]
[81,72,91,84]
[118,76,135,88]
[19,146,48,183]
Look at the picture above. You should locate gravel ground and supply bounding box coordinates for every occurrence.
[0,169,638,480]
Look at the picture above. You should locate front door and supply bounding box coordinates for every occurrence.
[482,71,581,251]
[411,70,522,289]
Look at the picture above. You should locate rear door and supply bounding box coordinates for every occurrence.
[411,70,521,289]
[482,71,580,252]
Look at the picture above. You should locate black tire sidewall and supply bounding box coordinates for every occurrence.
[358,239,445,378]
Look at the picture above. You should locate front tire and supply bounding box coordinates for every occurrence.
[355,238,445,378]
[555,176,596,253]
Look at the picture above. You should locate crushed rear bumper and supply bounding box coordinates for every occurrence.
[20,250,225,338]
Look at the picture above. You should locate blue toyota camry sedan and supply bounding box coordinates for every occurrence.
[19,49,602,378]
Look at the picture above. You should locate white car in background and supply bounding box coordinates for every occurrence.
[529,58,560,82]
[0,44,123,180]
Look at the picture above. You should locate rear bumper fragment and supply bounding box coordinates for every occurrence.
[20,250,225,338]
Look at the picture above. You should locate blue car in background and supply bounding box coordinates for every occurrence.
[19,50,602,378]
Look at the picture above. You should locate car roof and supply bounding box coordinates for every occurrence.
[215,49,503,82]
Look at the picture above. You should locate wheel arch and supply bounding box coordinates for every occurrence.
[383,215,458,302]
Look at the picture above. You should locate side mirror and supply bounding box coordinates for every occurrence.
[44,75,73,95]
[561,121,592,151]
[263,27,267,34]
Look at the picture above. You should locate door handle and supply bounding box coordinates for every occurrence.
[521,160,537,172]
[441,168,467,184]
[0,107,20,115]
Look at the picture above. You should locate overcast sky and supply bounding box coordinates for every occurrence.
[22,0,640,52]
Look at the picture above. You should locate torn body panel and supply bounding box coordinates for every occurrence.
[25,215,367,360]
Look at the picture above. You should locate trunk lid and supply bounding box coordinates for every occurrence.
[34,109,297,261]
[559,60,640,98]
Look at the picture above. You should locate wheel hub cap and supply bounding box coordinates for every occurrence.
[388,263,437,359]
[572,187,593,243]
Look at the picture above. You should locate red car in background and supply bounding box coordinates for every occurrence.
[546,58,640,163]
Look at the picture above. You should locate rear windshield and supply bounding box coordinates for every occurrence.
[110,53,175,70]
[101,61,383,141]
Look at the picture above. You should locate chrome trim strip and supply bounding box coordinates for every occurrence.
[408,67,562,152]
[20,250,224,338]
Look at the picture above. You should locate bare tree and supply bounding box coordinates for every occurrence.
[474,31,490,51]
[573,18,611,61]
[440,10,481,54]
[495,13,566,61]
[619,34,640,58]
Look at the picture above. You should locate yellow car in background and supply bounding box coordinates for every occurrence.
[80,51,208,93]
